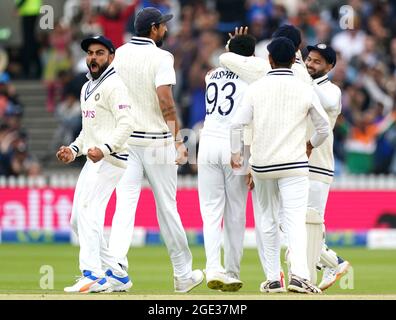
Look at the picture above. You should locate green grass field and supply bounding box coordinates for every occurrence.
[0,244,395,299]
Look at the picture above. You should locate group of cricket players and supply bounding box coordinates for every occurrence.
[56,7,350,295]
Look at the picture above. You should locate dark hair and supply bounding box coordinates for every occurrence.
[272,24,301,51]
[267,36,296,66]
[229,35,256,57]
[136,23,159,37]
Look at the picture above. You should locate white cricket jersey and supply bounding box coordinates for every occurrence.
[113,37,176,147]
[219,52,312,84]
[201,67,248,140]
[219,52,312,146]
[69,64,133,169]
[231,68,330,179]
[307,74,342,183]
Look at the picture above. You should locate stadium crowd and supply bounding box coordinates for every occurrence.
[1,0,396,176]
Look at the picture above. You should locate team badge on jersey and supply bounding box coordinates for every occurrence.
[95,93,100,101]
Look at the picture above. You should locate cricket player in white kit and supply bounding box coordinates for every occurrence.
[231,37,329,294]
[110,7,203,293]
[304,44,350,289]
[219,25,312,85]
[198,34,256,292]
[57,36,134,293]
[221,26,350,290]
[219,25,311,288]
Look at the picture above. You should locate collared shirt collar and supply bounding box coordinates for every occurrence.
[313,74,329,85]
[266,68,294,76]
[84,63,116,101]
[129,36,156,46]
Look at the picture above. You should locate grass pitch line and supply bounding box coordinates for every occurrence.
[1,294,396,300]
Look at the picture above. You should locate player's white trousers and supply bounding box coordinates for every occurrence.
[308,180,330,219]
[308,179,338,267]
[253,176,310,281]
[70,159,126,278]
[198,136,247,276]
[109,143,193,279]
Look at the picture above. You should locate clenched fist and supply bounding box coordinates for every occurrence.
[87,147,104,163]
[56,146,74,164]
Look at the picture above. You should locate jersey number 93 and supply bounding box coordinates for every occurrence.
[206,82,236,116]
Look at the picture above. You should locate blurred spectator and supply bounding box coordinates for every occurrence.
[188,30,223,128]
[2,0,396,177]
[42,22,73,112]
[312,19,332,45]
[215,0,247,42]
[0,124,13,176]
[42,74,84,165]
[95,0,140,48]
[331,16,367,62]
[15,0,42,79]
[9,133,41,177]
[0,104,40,177]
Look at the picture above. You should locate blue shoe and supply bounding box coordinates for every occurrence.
[105,269,133,292]
[64,270,110,293]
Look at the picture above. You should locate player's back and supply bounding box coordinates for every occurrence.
[113,37,173,141]
[201,67,248,140]
[248,69,314,172]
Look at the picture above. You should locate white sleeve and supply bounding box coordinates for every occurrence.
[69,130,84,159]
[292,63,312,85]
[313,83,341,114]
[231,88,254,127]
[98,82,134,156]
[230,88,254,153]
[155,53,176,88]
[219,52,269,84]
[308,91,330,147]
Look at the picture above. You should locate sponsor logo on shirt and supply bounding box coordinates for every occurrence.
[118,104,131,110]
[82,110,96,118]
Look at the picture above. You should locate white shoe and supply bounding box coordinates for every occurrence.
[287,274,322,294]
[319,261,350,291]
[64,270,110,293]
[260,280,286,293]
[206,271,243,292]
[105,269,133,292]
[260,271,286,293]
[174,269,204,293]
[222,272,243,292]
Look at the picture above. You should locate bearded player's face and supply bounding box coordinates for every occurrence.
[153,22,168,47]
[86,43,114,80]
[305,51,332,79]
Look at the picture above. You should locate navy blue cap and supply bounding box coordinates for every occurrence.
[272,24,301,49]
[267,37,296,64]
[134,7,173,34]
[81,36,115,54]
[307,43,337,66]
